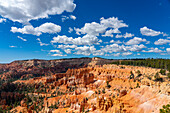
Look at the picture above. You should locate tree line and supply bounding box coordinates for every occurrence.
[111,58,170,72]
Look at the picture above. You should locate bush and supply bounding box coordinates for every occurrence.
[98,90,100,94]
[160,69,166,75]
[129,74,134,79]
[147,76,152,80]
[136,83,140,88]
[160,104,170,113]
[137,70,140,74]
[154,72,163,82]
[106,81,111,88]
[102,88,105,94]
[167,73,170,79]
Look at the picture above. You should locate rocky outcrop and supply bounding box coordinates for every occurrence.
[0,57,114,81]
[1,60,170,113]
[120,86,170,113]
[97,95,114,111]
[66,68,94,86]
[119,90,127,97]
[20,98,27,107]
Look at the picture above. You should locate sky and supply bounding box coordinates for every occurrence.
[0,0,170,63]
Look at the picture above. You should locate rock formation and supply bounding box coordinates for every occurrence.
[0,58,169,113]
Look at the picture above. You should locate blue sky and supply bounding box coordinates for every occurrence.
[0,0,170,63]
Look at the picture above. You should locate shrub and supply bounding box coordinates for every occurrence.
[98,90,100,94]
[154,72,163,82]
[129,71,134,79]
[160,69,166,75]
[137,70,141,74]
[167,73,170,79]
[136,83,140,88]
[102,88,105,94]
[147,76,152,80]
[106,81,111,88]
[160,104,170,113]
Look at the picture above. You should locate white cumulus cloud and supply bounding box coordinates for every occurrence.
[140,26,164,36]
[74,46,96,56]
[122,52,132,56]
[51,34,100,45]
[129,44,146,52]
[75,22,107,36]
[154,39,170,45]
[115,32,134,38]
[64,49,72,54]
[0,0,76,23]
[101,44,128,53]
[142,48,163,53]
[58,44,77,49]
[75,17,128,36]
[113,53,120,56]
[110,40,122,44]
[125,37,147,45]
[102,29,120,37]
[11,22,61,36]
[50,49,65,56]
[74,46,104,56]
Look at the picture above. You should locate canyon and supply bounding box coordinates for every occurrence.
[0,57,169,113]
